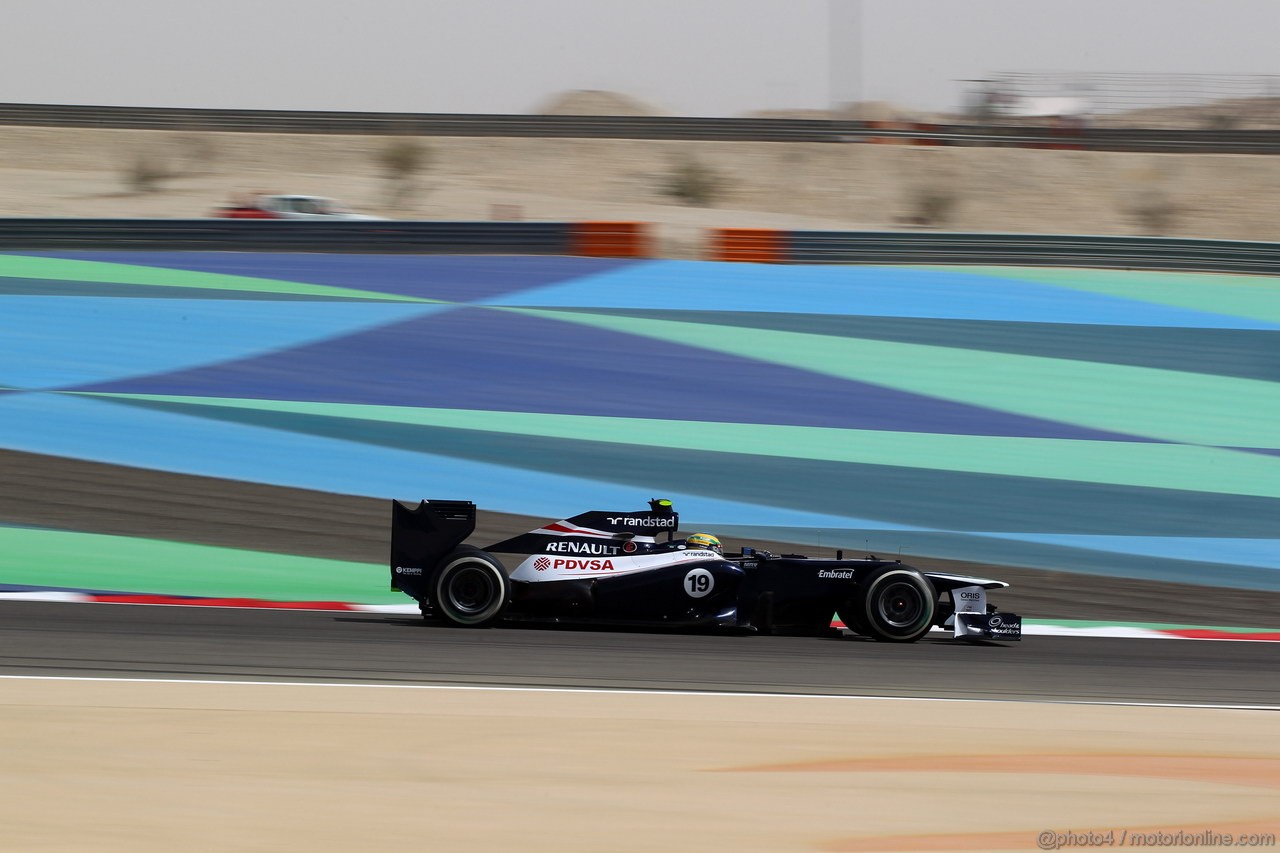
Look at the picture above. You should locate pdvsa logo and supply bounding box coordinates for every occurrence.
[534,557,551,571]
[554,558,615,571]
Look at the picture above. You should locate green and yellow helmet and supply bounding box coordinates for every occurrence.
[685,532,722,554]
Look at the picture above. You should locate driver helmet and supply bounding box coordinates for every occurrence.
[685,532,722,554]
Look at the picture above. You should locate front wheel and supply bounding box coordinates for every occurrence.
[433,546,510,627]
[851,566,936,643]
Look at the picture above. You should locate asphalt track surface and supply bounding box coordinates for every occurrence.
[6,448,1280,625]
[2,600,1277,707]
[5,448,1280,707]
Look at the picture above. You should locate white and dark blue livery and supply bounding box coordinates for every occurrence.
[390,499,1021,643]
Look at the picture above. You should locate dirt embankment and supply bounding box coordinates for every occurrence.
[4,679,1279,853]
[2,125,1279,257]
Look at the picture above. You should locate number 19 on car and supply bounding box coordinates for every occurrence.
[684,568,714,598]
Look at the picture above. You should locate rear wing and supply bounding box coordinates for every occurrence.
[389,500,477,590]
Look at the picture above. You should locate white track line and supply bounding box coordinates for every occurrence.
[0,591,88,604]
[0,674,1275,711]
[1,591,1276,641]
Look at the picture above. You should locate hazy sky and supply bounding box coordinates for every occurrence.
[3,0,1277,115]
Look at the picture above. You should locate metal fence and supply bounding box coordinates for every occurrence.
[3,103,1280,153]
[965,72,1280,126]
[1,220,1277,275]
[0,104,843,141]
[0,219,574,254]
[784,231,1280,275]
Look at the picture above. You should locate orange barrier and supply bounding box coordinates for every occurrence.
[909,122,945,146]
[570,221,652,258]
[865,120,913,145]
[865,120,946,146]
[1035,133,1086,151]
[708,228,786,263]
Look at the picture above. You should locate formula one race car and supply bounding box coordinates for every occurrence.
[390,499,1021,643]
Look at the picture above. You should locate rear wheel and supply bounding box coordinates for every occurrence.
[853,566,936,643]
[433,546,510,628]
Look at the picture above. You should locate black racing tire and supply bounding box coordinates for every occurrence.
[433,545,510,628]
[854,565,936,643]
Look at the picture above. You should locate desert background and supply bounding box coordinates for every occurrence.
[4,95,1279,260]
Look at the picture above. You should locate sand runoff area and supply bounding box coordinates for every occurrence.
[1,677,1277,852]
[4,125,1280,258]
